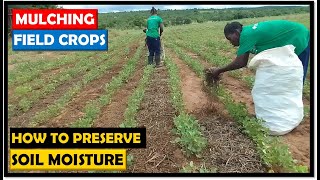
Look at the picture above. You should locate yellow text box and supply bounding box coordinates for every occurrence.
[10,149,126,171]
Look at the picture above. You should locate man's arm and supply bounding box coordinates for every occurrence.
[159,23,164,36]
[207,52,250,81]
[217,52,250,74]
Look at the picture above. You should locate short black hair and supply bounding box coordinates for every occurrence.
[224,22,243,36]
[150,7,157,14]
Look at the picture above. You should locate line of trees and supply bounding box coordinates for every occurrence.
[97,6,309,30]
[7,5,309,31]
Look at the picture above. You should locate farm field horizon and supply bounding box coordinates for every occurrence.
[7,12,312,173]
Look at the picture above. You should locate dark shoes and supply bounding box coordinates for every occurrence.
[148,55,162,68]
[155,55,161,68]
[148,56,154,65]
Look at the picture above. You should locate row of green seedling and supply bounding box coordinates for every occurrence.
[164,56,207,157]
[70,45,144,128]
[118,65,155,173]
[8,32,139,86]
[170,44,308,173]
[28,41,141,127]
[120,65,155,128]
[9,35,140,115]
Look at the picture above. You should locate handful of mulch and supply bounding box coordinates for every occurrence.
[204,67,222,87]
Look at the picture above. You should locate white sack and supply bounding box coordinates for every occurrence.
[248,45,304,135]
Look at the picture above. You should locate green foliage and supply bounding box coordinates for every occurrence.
[15,86,32,96]
[18,98,32,112]
[242,75,255,88]
[173,113,207,156]
[304,106,310,117]
[126,154,134,167]
[303,79,310,100]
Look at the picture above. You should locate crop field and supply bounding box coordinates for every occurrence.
[8,13,311,173]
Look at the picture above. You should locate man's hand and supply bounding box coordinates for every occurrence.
[204,67,222,86]
[204,53,250,86]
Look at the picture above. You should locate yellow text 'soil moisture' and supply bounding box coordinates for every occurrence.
[10,149,126,171]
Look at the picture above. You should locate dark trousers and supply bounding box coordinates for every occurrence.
[146,36,161,56]
[298,42,310,83]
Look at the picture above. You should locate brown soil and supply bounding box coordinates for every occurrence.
[169,49,231,119]
[125,65,188,173]
[179,48,311,170]
[170,49,266,172]
[8,64,15,71]
[178,63,208,113]
[93,61,145,128]
[43,44,139,127]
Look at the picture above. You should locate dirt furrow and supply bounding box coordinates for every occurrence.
[43,44,140,127]
[169,49,265,173]
[126,66,188,173]
[93,59,145,128]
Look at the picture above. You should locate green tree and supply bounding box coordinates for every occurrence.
[184,18,192,24]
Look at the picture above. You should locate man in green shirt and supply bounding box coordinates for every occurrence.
[207,20,310,84]
[145,7,164,67]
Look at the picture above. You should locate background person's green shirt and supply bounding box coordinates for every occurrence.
[237,20,310,56]
[146,15,163,38]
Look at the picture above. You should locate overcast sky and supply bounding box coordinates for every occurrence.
[60,5,306,13]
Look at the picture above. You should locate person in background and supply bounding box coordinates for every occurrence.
[144,7,164,67]
[206,20,310,84]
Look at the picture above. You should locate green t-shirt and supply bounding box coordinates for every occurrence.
[237,20,310,56]
[146,15,163,38]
